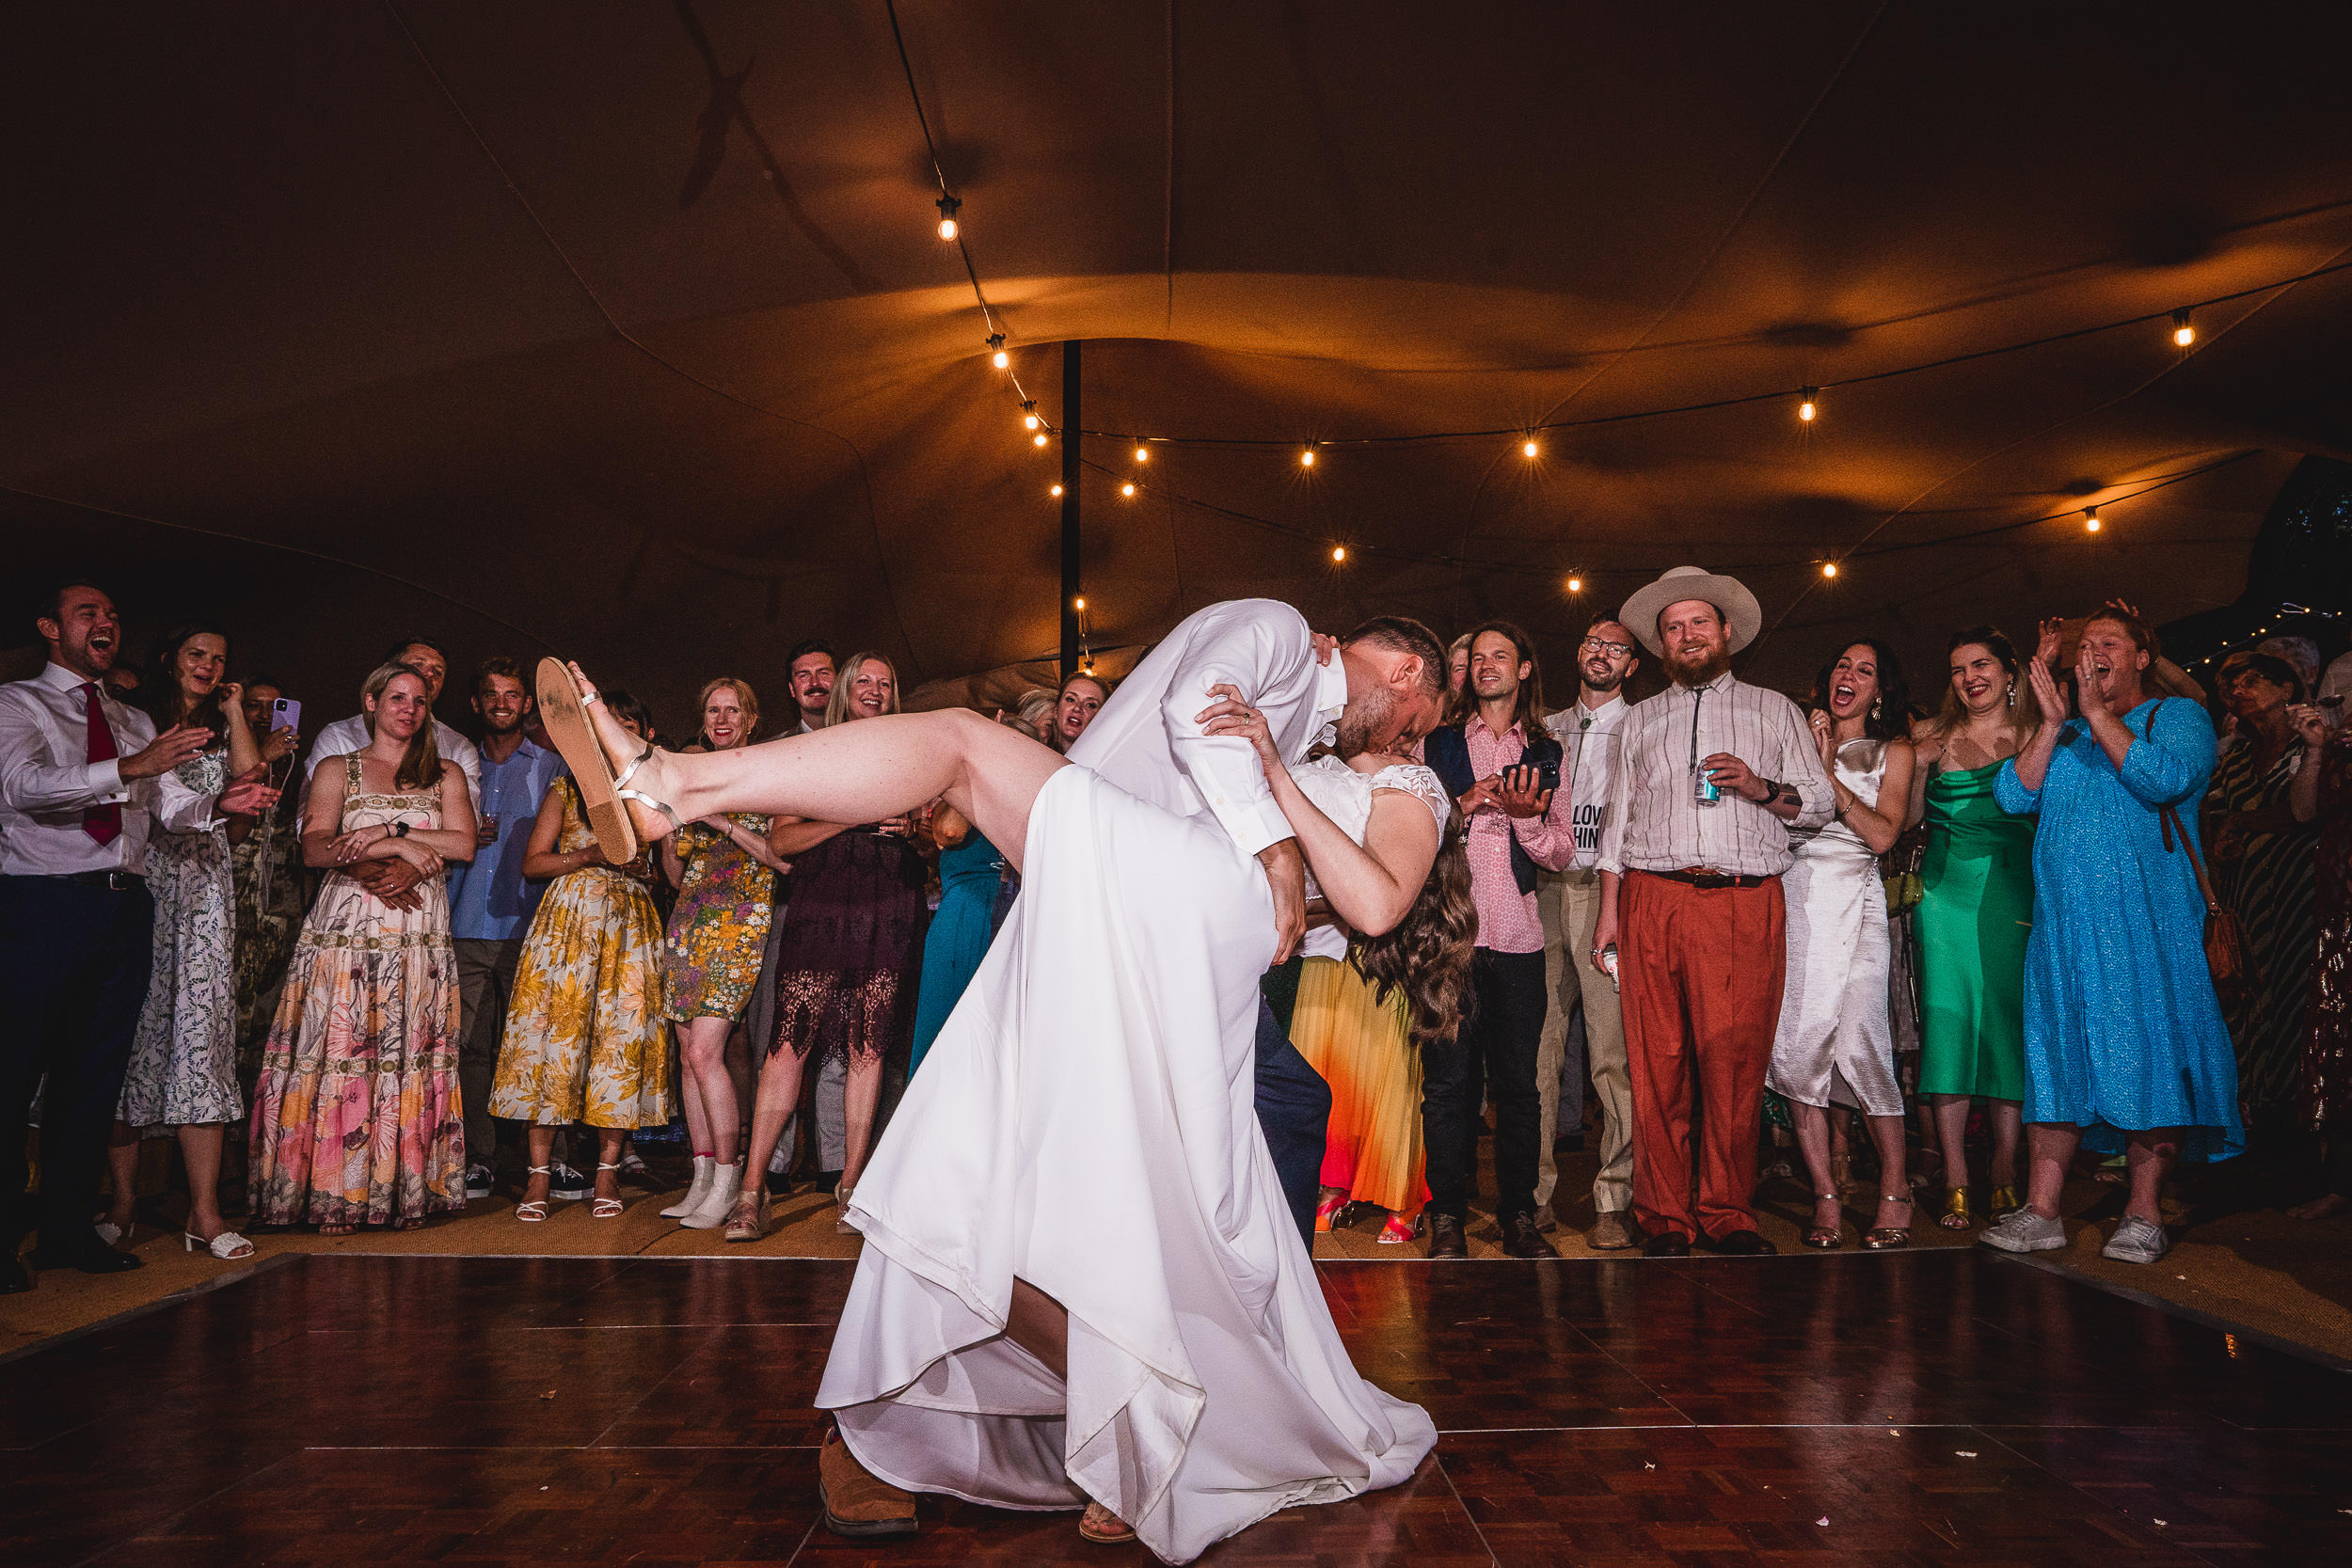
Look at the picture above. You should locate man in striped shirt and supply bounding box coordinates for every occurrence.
[1594,568,1833,1258]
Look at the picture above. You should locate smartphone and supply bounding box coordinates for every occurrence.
[1526,757,1561,796]
[270,696,302,736]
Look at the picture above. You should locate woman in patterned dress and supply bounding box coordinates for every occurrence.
[2202,653,2320,1148]
[247,662,475,1233]
[2286,702,2352,1220]
[229,679,305,1095]
[658,677,788,1229]
[729,653,929,1241]
[491,690,675,1220]
[103,626,267,1258]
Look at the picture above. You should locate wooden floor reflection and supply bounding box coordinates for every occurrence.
[5,1249,2347,1565]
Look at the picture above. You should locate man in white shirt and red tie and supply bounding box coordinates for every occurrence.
[1594,568,1833,1258]
[0,582,275,1292]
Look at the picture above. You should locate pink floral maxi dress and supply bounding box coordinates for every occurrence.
[248,756,466,1228]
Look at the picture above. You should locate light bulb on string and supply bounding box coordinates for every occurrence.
[2171,309,2196,349]
[1120,482,1136,499]
[1073,596,1086,611]
[1134,446,1150,463]
[988,333,1009,370]
[2085,507,2102,532]
[1032,432,1049,448]
[1566,577,1583,594]
[1820,562,1838,579]
[1049,483,1064,498]
[1300,442,1318,467]
[1330,545,1347,562]
[1022,402,1039,431]
[1797,388,1820,423]
[935,195,961,241]
[1521,437,1540,459]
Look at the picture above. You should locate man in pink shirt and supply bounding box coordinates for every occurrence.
[1419,622,1576,1257]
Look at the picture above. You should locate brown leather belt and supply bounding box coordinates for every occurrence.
[1645,866,1772,891]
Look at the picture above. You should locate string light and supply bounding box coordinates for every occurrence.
[935,195,960,241]
[2084,506,2102,532]
[1032,432,1049,448]
[1330,545,1346,562]
[1820,562,1838,578]
[1521,437,1540,459]
[988,333,1009,370]
[2171,309,2196,349]
[1120,482,1136,498]
[1300,442,1318,467]
[1022,402,1039,430]
[1049,483,1064,497]
[1797,388,1820,422]
[1134,446,1150,463]
[1073,595,1086,610]
[1565,577,1583,594]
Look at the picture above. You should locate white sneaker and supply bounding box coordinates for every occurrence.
[679,1160,743,1230]
[660,1156,715,1219]
[1979,1207,2067,1253]
[2101,1215,2170,1264]
[465,1164,495,1199]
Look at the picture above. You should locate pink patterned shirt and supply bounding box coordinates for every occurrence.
[1461,713,1576,953]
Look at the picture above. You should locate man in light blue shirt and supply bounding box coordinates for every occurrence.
[446,658,566,1196]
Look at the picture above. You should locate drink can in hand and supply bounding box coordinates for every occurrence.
[1692,767,1721,806]
[1597,942,1620,992]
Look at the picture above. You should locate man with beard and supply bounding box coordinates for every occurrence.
[0,582,276,1291]
[1593,568,1831,1258]
[786,640,835,736]
[1421,621,1572,1259]
[1538,616,1642,1249]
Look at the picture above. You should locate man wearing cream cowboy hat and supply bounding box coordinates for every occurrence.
[1591,566,1834,1258]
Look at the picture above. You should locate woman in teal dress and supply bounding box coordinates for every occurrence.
[908,803,1005,1075]
[1906,627,2038,1230]
[1985,610,2242,1267]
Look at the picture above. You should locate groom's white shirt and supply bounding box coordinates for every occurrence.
[1067,598,1346,858]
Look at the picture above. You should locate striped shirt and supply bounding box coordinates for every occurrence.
[1596,671,1834,878]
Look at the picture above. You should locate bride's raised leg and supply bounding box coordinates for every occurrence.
[564,662,1064,868]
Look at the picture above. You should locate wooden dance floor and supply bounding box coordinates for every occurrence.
[6,1249,2348,1565]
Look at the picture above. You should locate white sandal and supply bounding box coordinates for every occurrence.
[183,1228,256,1260]
[592,1162,626,1219]
[516,1165,554,1223]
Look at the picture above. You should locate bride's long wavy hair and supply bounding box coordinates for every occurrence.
[1353,802,1478,1052]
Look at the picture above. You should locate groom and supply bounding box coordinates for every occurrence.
[1067,600,1448,1247]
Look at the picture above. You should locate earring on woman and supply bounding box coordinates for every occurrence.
[1870,697,1882,721]
[2006,681,2016,707]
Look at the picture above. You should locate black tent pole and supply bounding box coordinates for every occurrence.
[1059,340,1082,677]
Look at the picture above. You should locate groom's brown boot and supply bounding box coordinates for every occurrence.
[819,1426,918,1537]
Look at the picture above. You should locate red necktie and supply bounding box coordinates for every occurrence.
[82,683,120,845]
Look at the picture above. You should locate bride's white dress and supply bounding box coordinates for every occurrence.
[817,762,1437,1564]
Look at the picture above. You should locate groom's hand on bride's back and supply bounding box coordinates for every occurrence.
[1257,838,1307,963]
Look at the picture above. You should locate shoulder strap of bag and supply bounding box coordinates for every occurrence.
[2158,801,2224,918]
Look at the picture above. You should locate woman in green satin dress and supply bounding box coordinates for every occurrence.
[1906,626,2041,1230]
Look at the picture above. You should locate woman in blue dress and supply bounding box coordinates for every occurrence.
[907,802,1003,1075]
[1984,609,2242,1265]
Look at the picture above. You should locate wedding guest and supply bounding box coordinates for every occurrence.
[446,658,568,1199]
[104,626,267,1260]
[2203,652,2319,1149]
[249,661,473,1232]
[2257,635,2322,702]
[303,635,481,808]
[1594,567,1834,1259]
[1985,609,2242,1264]
[2316,649,2352,728]
[1539,617,1640,1250]
[230,679,304,1090]
[1769,641,1917,1249]
[1905,627,2038,1229]
[1052,672,1109,752]
[492,689,674,1221]
[1447,633,1472,700]
[1421,622,1572,1259]
[658,677,787,1229]
[2,583,273,1291]
[907,800,1004,1077]
[731,653,930,1242]
[2286,700,2350,1219]
[1009,689,1057,745]
[787,640,836,735]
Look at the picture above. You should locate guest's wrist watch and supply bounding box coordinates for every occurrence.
[390,821,410,839]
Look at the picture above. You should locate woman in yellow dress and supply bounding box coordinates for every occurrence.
[491,690,675,1220]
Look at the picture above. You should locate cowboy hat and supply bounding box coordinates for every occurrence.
[1618,565,1763,657]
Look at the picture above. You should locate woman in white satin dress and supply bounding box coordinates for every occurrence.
[540,610,1454,1564]
[1768,641,1917,1250]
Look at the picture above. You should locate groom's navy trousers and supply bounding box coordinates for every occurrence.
[1253,964,1330,1252]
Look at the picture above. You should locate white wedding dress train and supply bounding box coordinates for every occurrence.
[816,766,1436,1563]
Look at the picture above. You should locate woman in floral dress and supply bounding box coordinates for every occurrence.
[657,678,788,1228]
[248,662,475,1233]
[492,690,675,1220]
[104,626,266,1258]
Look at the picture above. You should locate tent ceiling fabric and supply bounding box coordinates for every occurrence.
[7,2,2352,715]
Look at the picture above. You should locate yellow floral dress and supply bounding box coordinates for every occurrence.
[661,813,775,1022]
[491,778,676,1128]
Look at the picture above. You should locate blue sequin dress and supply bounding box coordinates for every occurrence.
[1994,698,2243,1160]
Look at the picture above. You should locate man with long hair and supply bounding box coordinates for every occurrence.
[1420,621,1574,1258]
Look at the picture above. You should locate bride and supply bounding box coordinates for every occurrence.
[540,650,1465,1564]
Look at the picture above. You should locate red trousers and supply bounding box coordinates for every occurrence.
[1619,871,1788,1242]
